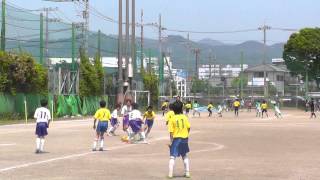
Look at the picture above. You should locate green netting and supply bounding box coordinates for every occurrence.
[0,92,110,118]
[56,95,69,117]
[0,93,14,115]
[1,3,81,63]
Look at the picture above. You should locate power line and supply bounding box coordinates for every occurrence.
[165,28,260,34]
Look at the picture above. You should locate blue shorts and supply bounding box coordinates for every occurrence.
[170,138,189,158]
[110,118,119,126]
[129,120,143,133]
[35,122,48,137]
[146,119,154,128]
[96,121,108,133]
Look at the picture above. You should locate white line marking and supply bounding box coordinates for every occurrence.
[0,143,16,147]
[124,141,225,157]
[0,131,200,173]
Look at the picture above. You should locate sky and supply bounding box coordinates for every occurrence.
[7,0,320,44]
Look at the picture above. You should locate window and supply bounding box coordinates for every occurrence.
[277,75,284,81]
[254,72,264,78]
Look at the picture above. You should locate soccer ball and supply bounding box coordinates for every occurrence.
[121,135,129,142]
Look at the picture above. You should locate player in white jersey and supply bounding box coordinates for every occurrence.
[108,104,121,136]
[273,103,283,118]
[128,103,147,143]
[34,99,51,154]
[121,100,132,137]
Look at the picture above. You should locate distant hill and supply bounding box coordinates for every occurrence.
[7,32,285,69]
[197,38,225,46]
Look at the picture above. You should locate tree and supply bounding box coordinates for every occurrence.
[93,53,104,95]
[283,28,320,89]
[190,77,207,94]
[79,49,100,97]
[141,69,159,106]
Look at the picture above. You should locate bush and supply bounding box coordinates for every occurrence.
[0,51,47,94]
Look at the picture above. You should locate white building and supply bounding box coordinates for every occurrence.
[174,73,188,98]
[198,64,249,79]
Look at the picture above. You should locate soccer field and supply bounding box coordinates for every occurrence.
[1,109,320,180]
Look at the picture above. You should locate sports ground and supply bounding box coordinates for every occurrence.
[1,109,320,180]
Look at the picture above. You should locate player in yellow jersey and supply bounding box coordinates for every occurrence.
[233,99,241,117]
[165,104,175,125]
[161,100,169,116]
[207,102,214,117]
[92,100,111,151]
[185,100,192,116]
[168,102,191,178]
[143,106,156,138]
[261,100,269,118]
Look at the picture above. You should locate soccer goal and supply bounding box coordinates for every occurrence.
[124,90,151,108]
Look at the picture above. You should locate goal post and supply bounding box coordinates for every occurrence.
[124,90,151,108]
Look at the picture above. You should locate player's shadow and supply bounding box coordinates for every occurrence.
[172,175,190,179]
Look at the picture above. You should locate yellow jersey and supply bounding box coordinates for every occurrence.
[185,103,192,109]
[94,108,111,122]
[261,103,268,110]
[143,111,156,120]
[165,110,175,123]
[234,101,240,107]
[162,102,168,108]
[168,114,191,138]
[208,104,214,109]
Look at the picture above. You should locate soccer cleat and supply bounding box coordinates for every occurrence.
[92,148,97,151]
[99,148,104,151]
[35,149,40,154]
[185,172,191,178]
[167,175,173,179]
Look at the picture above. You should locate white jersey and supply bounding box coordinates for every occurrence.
[121,105,132,116]
[34,107,51,123]
[128,109,142,121]
[111,109,118,118]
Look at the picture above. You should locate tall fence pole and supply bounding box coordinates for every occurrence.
[72,23,76,70]
[40,13,44,65]
[1,0,6,51]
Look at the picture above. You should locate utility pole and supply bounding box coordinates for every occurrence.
[43,0,89,54]
[140,9,144,72]
[240,51,244,99]
[258,24,271,98]
[83,0,89,54]
[1,0,5,51]
[98,30,101,59]
[158,14,164,95]
[131,0,136,78]
[192,48,200,79]
[40,13,44,65]
[117,0,124,104]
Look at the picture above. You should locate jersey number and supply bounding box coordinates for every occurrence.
[40,111,46,119]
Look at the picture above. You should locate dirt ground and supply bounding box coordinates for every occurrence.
[1,109,320,180]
